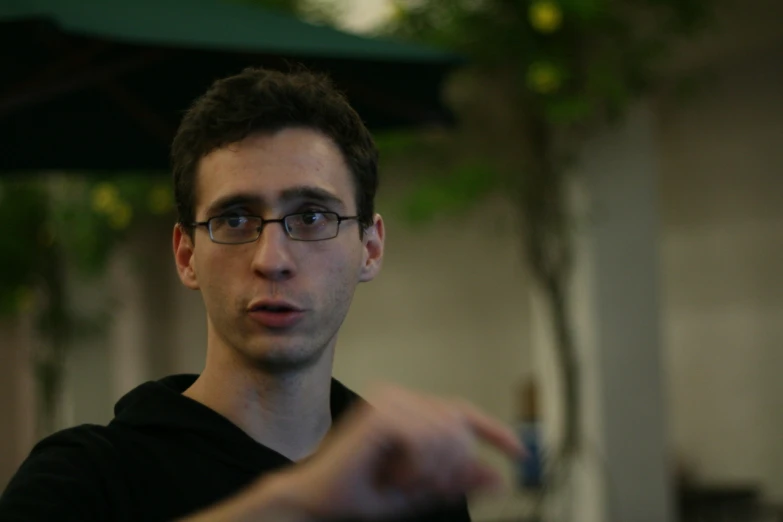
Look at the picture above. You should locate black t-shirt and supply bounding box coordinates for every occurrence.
[0,374,471,522]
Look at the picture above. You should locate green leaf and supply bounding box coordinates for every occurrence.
[398,162,501,225]
[544,95,594,125]
[375,131,425,158]
[559,0,607,22]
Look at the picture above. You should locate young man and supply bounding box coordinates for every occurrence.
[0,68,521,522]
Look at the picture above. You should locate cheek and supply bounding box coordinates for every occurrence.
[194,248,249,305]
[303,243,363,294]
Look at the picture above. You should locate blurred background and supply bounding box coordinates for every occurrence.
[1,0,782,521]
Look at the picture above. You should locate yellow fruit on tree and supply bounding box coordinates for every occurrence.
[529,0,563,33]
[91,183,119,214]
[527,61,563,94]
[148,185,173,215]
[109,201,133,230]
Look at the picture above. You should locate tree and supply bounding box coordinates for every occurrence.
[0,174,175,435]
[379,0,714,506]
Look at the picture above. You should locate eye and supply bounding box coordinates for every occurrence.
[226,216,249,228]
[298,212,326,226]
[214,213,255,230]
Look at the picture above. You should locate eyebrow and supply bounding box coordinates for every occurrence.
[204,186,346,218]
[279,186,346,210]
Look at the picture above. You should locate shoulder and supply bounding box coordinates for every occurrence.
[30,423,117,452]
[0,424,118,522]
[16,423,122,478]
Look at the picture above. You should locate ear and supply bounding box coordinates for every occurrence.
[359,214,385,283]
[173,224,200,290]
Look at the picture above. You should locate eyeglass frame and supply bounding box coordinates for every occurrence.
[189,211,360,244]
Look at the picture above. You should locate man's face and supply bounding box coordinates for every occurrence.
[173,127,384,372]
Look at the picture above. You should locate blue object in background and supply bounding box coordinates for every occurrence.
[517,421,543,489]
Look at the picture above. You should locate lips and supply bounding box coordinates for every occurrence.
[247,300,306,329]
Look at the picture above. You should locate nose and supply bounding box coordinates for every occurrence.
[250,221,296,282]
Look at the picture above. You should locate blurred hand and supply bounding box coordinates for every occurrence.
[278,383,523,520]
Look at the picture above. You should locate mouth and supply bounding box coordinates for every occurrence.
[251,304,299,313]
[249,300,303,313]
[247,300,306,329]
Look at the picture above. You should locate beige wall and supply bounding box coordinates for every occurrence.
[657,46,783,501]
[0,318,35,491]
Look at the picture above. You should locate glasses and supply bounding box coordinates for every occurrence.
[191,212,359,244]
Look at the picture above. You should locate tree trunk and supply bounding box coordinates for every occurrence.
[518,115,580,460]
[35,243,69,439]
[544,273,579,458]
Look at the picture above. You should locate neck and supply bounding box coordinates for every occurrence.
[184,336,335,462]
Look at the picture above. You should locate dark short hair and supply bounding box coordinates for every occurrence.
[171,66,379,236]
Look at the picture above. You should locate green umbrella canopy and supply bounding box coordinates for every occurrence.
[0,0,463,172]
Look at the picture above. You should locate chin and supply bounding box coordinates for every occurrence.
[241,341,327,374]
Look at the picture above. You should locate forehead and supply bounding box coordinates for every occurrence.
[194,127,354,215]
